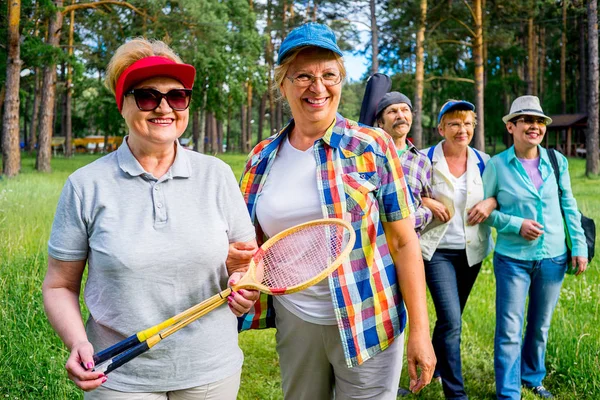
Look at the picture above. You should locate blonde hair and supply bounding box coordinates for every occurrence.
[438,100,478,128]
[273,46,346,95]
[105,38,183,95]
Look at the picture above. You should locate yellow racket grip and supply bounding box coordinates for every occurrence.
[137,317,176,342]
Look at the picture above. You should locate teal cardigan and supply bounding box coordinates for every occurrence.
[483,145,587,261]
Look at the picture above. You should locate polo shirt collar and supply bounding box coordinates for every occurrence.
[117,136,191,179]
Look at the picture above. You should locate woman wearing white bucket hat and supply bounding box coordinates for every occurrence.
[483,95,588,400]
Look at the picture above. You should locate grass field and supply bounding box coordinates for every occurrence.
[1,152,598,399]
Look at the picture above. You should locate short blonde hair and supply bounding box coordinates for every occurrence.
[273,46,346,93]
[105,38,182,95]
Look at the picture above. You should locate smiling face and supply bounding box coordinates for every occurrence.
[279,47,342,128]
[377,103,413,142]
[438,110,475,149]
[121,76,189,148]
[507,114,547,153]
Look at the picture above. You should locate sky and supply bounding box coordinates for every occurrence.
[343,52,369,82]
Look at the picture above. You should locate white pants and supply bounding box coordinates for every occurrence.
[274,300,404,400]
[84,369,241,400]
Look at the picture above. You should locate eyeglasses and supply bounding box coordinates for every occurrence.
[126,88,192,111]
[286,72,342,88]
[446,121,474,130]
[512,116,547,127]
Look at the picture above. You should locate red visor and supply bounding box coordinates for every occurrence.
[115,56,196,111]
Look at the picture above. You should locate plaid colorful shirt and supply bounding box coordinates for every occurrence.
[399,141,433,236]
[238,114,415,368]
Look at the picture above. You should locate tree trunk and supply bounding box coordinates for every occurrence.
[527,17,535,95]
[472,0,485,151]
[37,0,64,172]
[65,6,74,157]
[266,0,276,137]
[579,13,587,113]
[240,104,247,154]
[561,0,567,113]
[586,0,598,176]
[198,108,206,153]
[257,92,267,145]
[369,0,378,74]
[2,0,23,177]
[192,109,199,152]
[413,0,427,149]
[216,119,223,154]
[539,27,546,102]
[29,70,41,153]
[226,100,232,152]
[276,100,283,131]
[246,82,253,153]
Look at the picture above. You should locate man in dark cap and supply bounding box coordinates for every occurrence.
[376,92,433,236]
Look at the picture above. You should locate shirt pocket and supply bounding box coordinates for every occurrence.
[342,171,379,221]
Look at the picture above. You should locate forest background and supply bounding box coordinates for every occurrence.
[0,1,600,399]
[0,0,598,177]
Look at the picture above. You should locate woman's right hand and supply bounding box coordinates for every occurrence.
[422,197,451,223]
[519,219,544,241]
[65,341,106,391]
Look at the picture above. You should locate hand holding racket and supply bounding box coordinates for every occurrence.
[90,218,355,375]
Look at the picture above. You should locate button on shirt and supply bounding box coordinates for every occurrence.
[483,145,587,260]
[239,114,415,368]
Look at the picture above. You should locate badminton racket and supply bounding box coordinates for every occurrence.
[91,218,355,374]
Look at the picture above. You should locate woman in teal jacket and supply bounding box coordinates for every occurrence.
[483,95,588,400]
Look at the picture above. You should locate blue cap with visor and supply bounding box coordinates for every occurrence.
[437,100,475,124]
[278,23,344,65]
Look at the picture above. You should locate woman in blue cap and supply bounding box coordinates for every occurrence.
[419,100,496,400]
[230,23,436,399]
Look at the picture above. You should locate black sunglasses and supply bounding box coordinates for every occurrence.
[125,88,193,111]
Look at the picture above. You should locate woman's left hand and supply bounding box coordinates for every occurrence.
[467,197,497,225]
[571,256,588,276]
[226,272,260,316]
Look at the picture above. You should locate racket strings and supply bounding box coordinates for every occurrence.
[257,223,349,290]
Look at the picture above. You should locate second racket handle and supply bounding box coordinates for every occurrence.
[104,341,151,375]
[92,334,139,366]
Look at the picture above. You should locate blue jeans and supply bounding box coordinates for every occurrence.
[493,252,567,400]
[425,249,481,400]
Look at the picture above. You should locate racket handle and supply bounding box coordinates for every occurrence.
[103,341,150,375]
[91,334,140,366]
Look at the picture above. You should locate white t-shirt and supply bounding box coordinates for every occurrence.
[256,136,336,325]
[438,172,467,249]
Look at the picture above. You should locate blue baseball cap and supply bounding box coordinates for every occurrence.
[278,23,343,65]
[437,100,475,124]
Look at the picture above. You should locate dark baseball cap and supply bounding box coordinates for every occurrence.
[376,92,413,119]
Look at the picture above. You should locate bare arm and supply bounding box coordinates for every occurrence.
[383,219,436,393]
[42,256,105,390]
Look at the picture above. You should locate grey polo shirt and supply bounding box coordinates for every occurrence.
[48,139,255,392]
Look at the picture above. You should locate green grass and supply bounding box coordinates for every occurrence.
[1,153,599,399]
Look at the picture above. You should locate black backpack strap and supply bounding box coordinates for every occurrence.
[547,149,565,217]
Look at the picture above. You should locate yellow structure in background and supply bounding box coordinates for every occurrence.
[51,136,124,154]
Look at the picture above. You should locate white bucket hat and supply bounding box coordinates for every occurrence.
[502,95,553,125]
